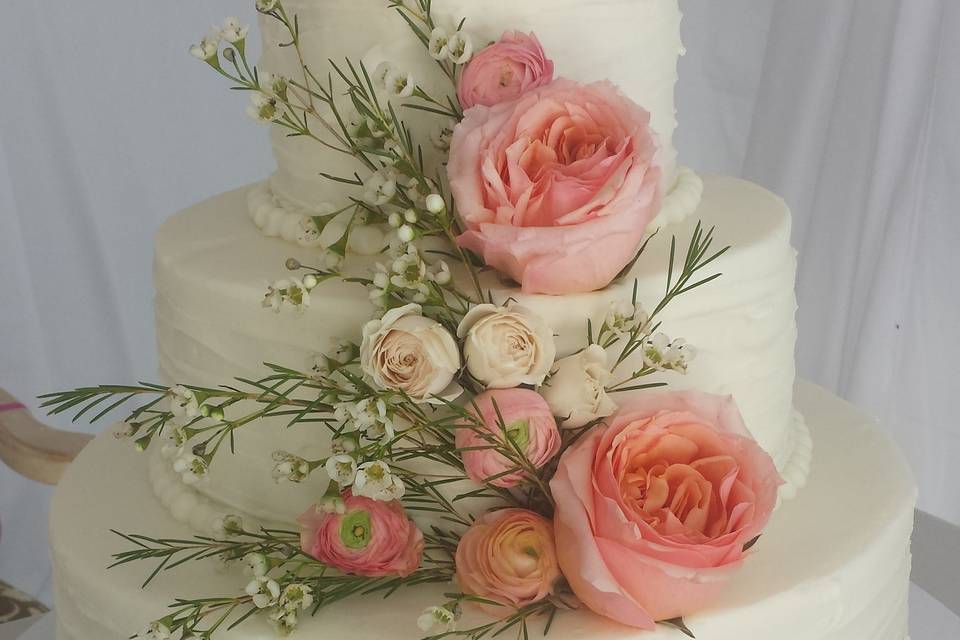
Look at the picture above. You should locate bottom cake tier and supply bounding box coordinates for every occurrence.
[49,381,916,640]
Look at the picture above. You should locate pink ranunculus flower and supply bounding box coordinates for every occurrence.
[457,31,554,109]
[455,508,561,614]
[298,492,424,578]
[550,391,782,629]
[456,389,561,488]
[449,79,662,295]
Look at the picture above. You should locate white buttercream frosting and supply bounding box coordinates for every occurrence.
[257,0,684,210]
[49,382,916,640]
[153,175,806,524]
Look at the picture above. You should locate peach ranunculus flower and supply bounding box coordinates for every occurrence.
[550,391,782,629]
[298,492,424,578]
[456,388,561,488]
[455,508,561,614]
[457,31,554,109]
[448,78,662,295]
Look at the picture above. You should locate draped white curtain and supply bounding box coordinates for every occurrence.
[1,0,957,608]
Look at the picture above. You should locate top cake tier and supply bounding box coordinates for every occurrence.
[257,0,683,210]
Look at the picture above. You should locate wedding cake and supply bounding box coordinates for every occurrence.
[47,1,916,639]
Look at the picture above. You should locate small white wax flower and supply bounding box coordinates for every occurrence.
[245,576,281,609]
[663,338,697,373]
[418,606,457,632]
[385,69,415,98]
[362,171,398,206]
[280,584,315,611]
[325,454,358,487]
[430,121,455,151]
[142,620,172,640]
[220,17,249,43]
[642,332,673,371]
[168,385,200,424]
[354,461,405,501]
[190,28,221,61]
[262,281,284,313]
[447,32,474,64]
[260,72,289,100]
[271,450,311,483]
[246,92,282,124]
[373,61,395,89]
[428,27,451,60]
[243,552,269,577]
[268,607,299,636]
[256,0,279,12]
[429,261,452,286]
[605,300,650,337]
[425,194,446,214]
[285,279,311,311]
[174,453,209,485]
[211,514,245,538]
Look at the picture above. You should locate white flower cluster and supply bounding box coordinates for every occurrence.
[240,551,314,635]
[334,396,397,441]
[428,26,474,64]
[262,277,320,313]
[369,245,451,309]
[642,333,697,374]
[271,450,312,483]
[211,514,246,539]
[247,92,282,124]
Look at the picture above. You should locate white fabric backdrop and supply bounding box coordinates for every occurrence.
[1,0,957,607]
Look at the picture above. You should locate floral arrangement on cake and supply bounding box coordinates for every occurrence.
[43,2,781,639]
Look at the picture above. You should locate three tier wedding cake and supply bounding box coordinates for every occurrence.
[46,2,916,639]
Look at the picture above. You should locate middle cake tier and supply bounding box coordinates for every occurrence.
[154,174,809,527]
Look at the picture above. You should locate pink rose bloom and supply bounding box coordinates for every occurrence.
[457,31,554,109]
[456,508,561,614]
[456,389,561,488]
[550,392,782,629]
[298,492,424,577]
[449,79,662,295]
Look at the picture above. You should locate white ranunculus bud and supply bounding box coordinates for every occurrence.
[397,224,416,243]
[457,303,556,388]
[425,194,446,214]
[540,345,618,428]
[360,303,462,403]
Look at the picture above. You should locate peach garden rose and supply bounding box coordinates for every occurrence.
[298,492,424,578]
[456,388,560,488]
[457,31,554,109]
[550,391,782,629]
[448,78,662,295]
[455,508,561,614]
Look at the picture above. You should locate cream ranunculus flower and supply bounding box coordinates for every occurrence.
[457,303,556,389]
[360,304,462,403]
[540,345,618,428]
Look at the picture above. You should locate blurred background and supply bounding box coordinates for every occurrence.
[1,0,957,615]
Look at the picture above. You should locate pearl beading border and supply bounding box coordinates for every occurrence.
[246,167,706,248]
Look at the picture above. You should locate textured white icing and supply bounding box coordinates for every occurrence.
[153,175,805,523]
[257,0,683,209]
[49,382,916,640]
